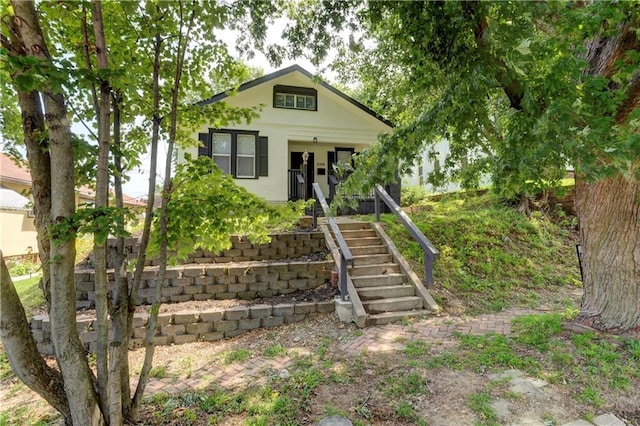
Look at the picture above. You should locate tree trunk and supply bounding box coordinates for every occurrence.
[90,0,112,419]
[3,9,53,309]
[129,32,163,417]
[0,251,72,425]
[109,90,132,422]
[573,15,640,334]
[10,2,105,424]
[17,90,53,308]
[575,173,640,333]
[132,5,196,411]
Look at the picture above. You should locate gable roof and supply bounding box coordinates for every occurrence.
[198,64,394,128]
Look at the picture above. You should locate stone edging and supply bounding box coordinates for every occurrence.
[30,300,336,355]
[75,260,334,309]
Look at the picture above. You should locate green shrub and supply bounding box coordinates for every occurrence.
[401,185,430,206]
[8,260,39,277]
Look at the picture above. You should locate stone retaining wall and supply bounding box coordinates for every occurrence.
[75,260,334,309]
[30,300,336,355]
[98,232,326,268]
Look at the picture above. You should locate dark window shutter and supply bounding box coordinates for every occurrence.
[198,132,211,157]
[258,136,268,177]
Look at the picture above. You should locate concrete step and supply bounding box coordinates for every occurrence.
[349,245,389,256]
[351,273,407,288]
[363,296,423,314]
[344,237,383,247]
[358,285,415,300]
[337,222,372,231]
[349,263,400,276]
[366,309,432,326]
[338,229,377,239]
[353,254,393,266]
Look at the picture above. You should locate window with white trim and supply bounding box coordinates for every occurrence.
[212,133,232,174]
[273,85,317,111]
[236,134,256,178]
[198,129,267,179]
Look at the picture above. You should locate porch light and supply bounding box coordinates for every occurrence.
[313,137,318,144]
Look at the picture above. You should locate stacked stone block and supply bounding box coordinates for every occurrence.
[75,260,333,309]
[30,300,336,355]
[99,232,326,268]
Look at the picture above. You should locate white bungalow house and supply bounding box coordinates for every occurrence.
[183,65,397,207]
[402,139,464,193]
[403,139,493,194]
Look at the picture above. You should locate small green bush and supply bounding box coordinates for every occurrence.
[401,185,430,206]
[8,260,39,277]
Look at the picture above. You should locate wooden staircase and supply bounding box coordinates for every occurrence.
[334,221,437,326]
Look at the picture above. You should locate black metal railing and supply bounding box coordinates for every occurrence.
[311,182,354,300]
[288,169,305,201]
[374,184,439,288]
[328,174,340,200]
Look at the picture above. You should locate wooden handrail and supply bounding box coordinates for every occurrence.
[374,184,439,287]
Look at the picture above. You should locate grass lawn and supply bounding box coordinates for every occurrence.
[364,191,582,314]
[13,275,45,317]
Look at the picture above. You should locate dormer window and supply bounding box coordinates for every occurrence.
[273,85,317,111]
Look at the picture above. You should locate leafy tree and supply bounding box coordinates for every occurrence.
[280,1,639,332]
[1,1,281,424]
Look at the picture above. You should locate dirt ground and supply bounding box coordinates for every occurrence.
[2,284,639,425]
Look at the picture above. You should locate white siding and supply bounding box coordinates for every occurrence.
[183,68,392,202]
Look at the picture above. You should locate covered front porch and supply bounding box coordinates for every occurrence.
[286,140,400,213]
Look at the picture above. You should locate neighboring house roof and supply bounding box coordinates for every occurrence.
[198,64,394,128]
[0,152,142,208]
[122,193,147,208]
[0,152,31,186]
[0,185,30,209]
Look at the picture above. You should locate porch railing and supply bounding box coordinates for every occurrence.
[374,184,439,288]
[288,169,305,201]
[311,182,354,300]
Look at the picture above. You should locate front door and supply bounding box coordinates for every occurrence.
[328,147,354,179]
[290,151,315,200]
[327,147,355,200]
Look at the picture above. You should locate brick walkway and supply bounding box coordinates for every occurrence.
[337,307,535,356]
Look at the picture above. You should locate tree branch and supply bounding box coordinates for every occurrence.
[462,0,525,111]
[81,5,100,120]
[616,68,640,124]
[0,252,72,425]
[583,18,640,124]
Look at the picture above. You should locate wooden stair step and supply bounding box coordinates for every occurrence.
[349,245,389,256]
[353,254,393,266]
[362,296,423,314]
[338,229,377,239]
[336,222,372,231]
[349,263,400,276]
[344,237,383,247]
[358,285,415,300]
[366,309,432,326]
[351,273,407,287]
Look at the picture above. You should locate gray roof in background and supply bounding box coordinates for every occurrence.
[0,185,30,210]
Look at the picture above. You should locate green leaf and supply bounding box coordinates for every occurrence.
[515,39,532,55]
